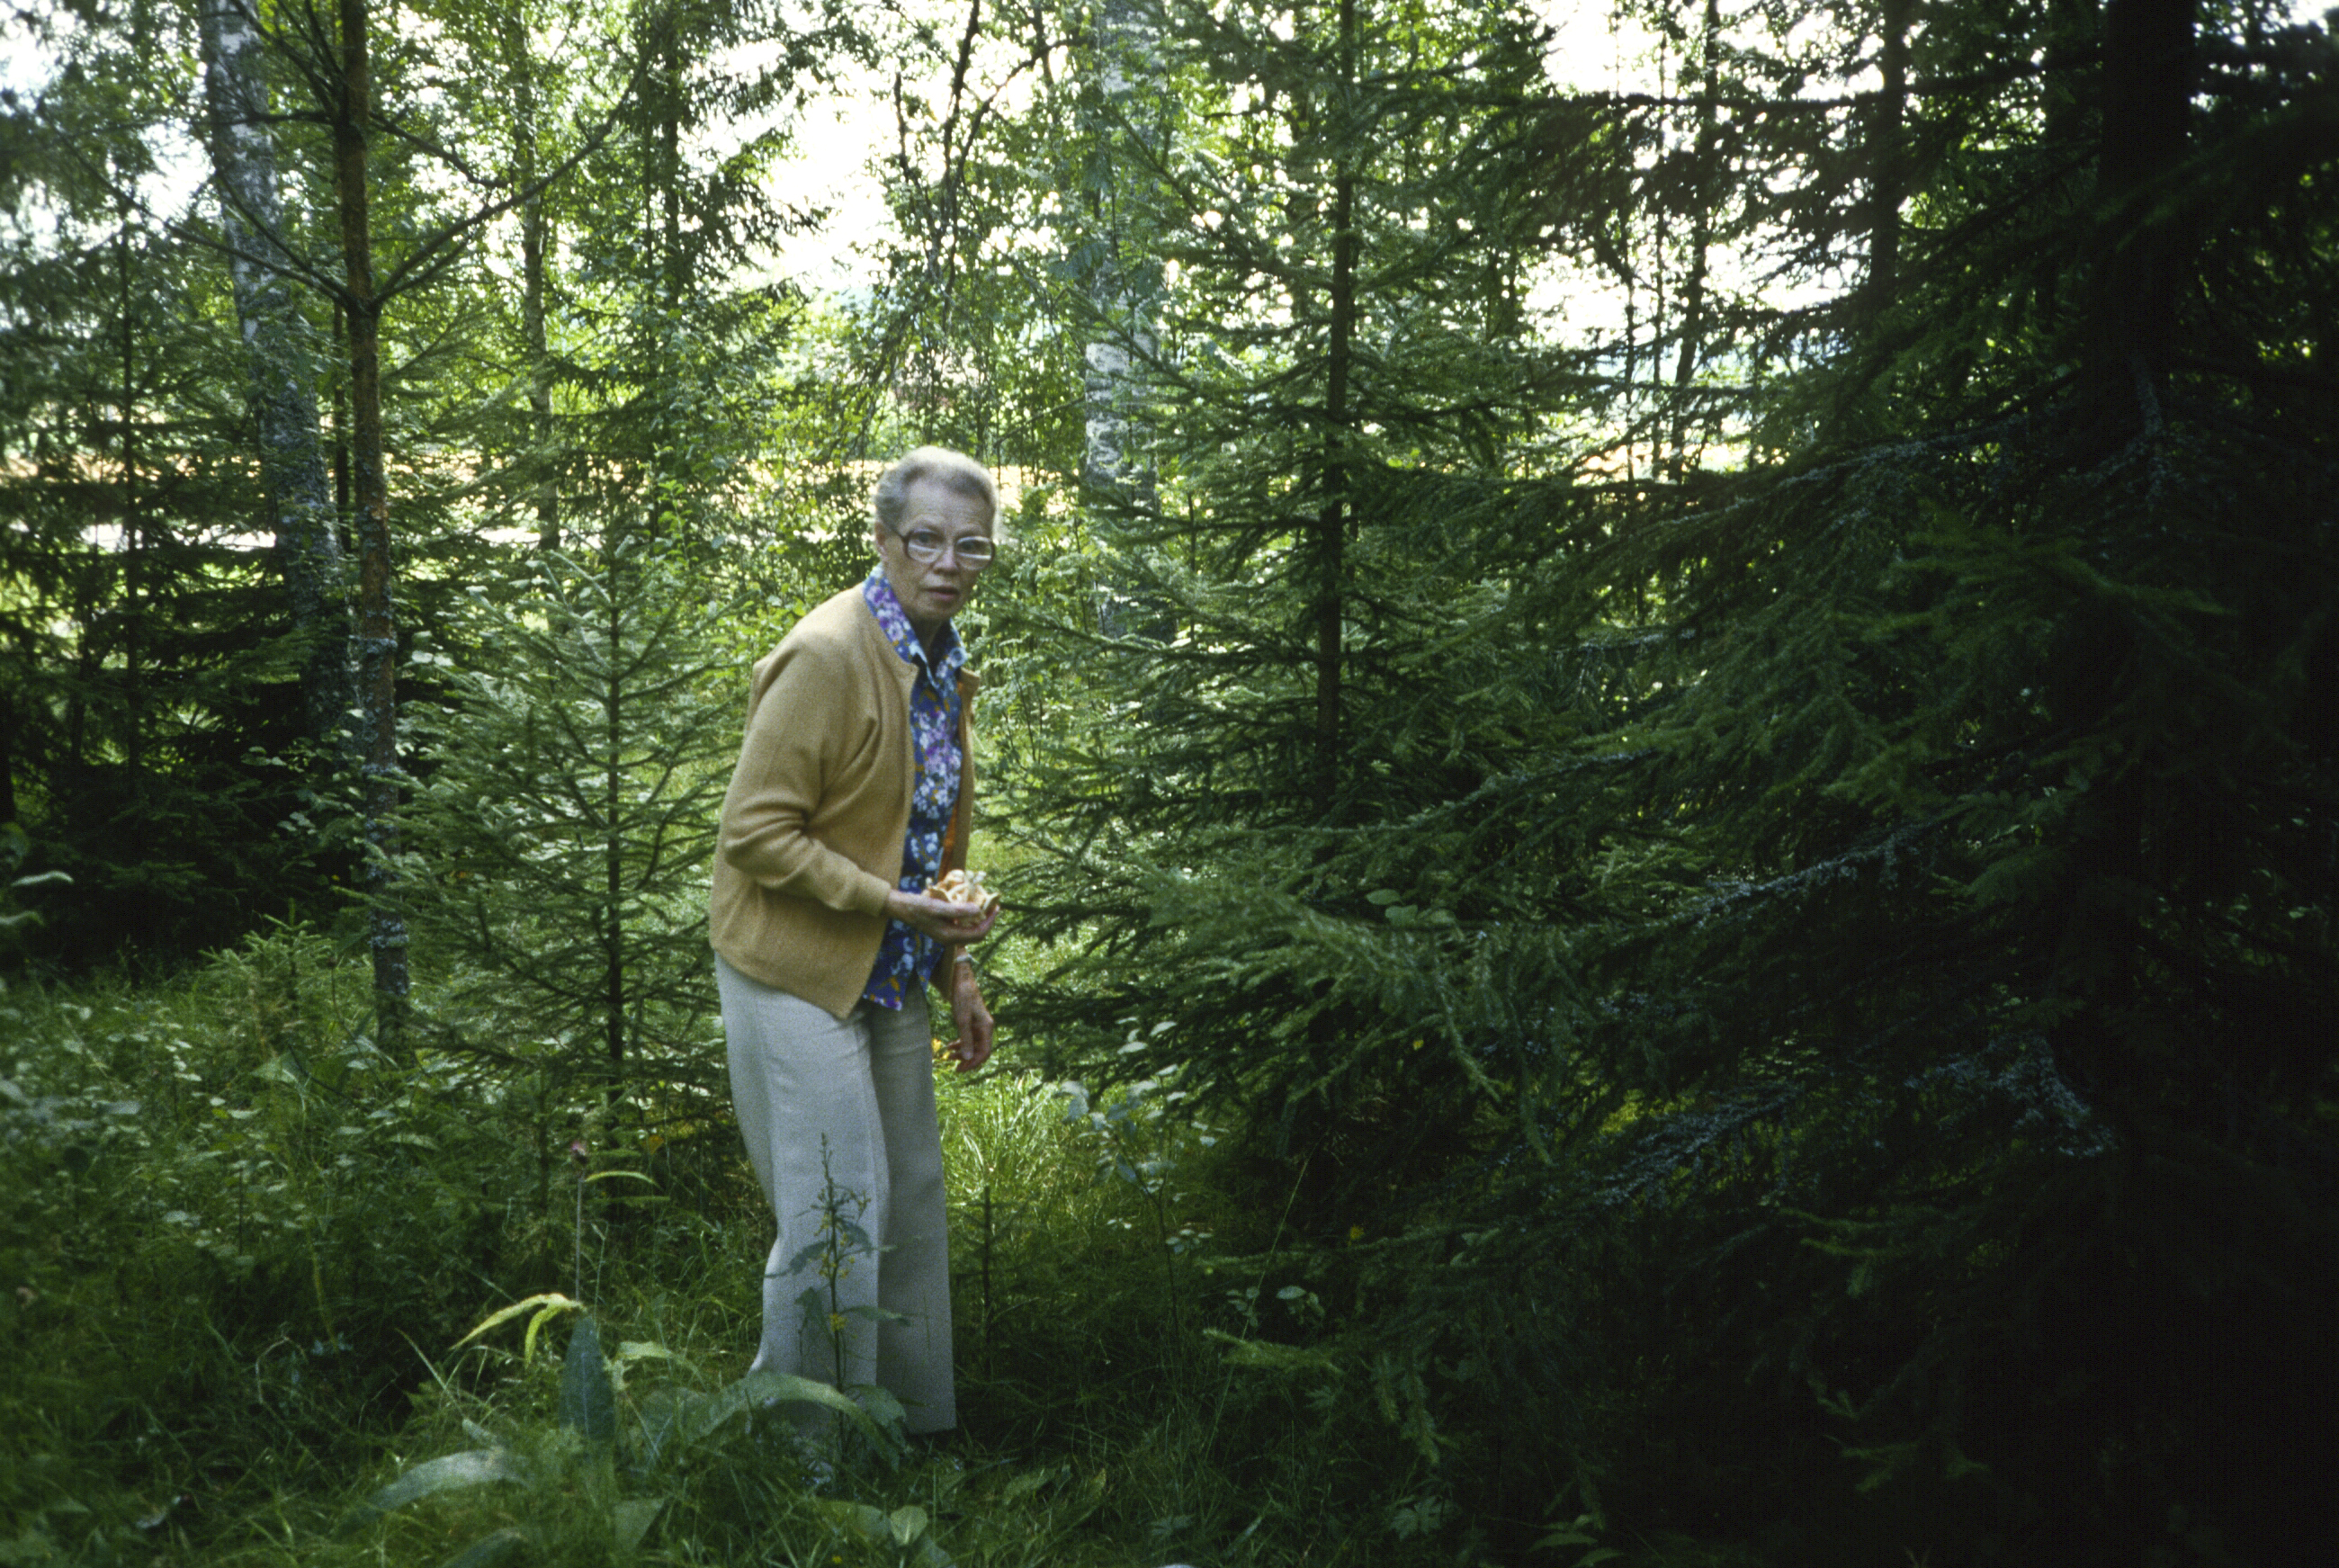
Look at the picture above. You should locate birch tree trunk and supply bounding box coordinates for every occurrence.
[335,0,408,1046]
[1081,0,1165,641]
[197,0,353,753]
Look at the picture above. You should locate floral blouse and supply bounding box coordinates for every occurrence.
[860,569,965,1010]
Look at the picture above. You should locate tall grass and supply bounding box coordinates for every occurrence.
[1,928,1511,1568]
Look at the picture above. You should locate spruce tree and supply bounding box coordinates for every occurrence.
[399,534,739,1106]
[1371,1,2339,1554]
[996,0,1595,1189]
[965,0,2337,1555]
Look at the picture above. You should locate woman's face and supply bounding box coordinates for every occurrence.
[874,478,993,641]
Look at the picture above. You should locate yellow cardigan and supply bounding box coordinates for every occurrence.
[708,584,976,1018]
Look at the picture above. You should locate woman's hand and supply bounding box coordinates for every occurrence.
[947,963,994,1072]
[883,888,999,945]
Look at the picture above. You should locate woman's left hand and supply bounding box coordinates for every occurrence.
[948,964,994,1072]
[883,887,999,945]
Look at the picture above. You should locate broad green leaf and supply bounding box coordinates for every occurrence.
[1204,1329,1340,1375]
[687,1369,883,1447]
[437,1528,529,1568]
[336,1450,524,1536]
[559,1317,617,1444]
[611,1500,662,1553]
[814,1501,952,1567]
[453,1293,581,1355]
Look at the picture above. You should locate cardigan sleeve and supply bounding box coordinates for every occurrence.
[715,634,897,918]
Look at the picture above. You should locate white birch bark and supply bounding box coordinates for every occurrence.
[198,0,353,751]
[1082,0,1165,640]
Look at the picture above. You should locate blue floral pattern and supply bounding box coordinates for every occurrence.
[861,569,965,1010]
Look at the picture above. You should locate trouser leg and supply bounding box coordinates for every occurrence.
[719,958,889,1401]
[867,992,955,1433]
[717,958,955,1434]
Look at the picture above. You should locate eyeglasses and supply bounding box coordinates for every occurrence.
[886,524,995,569]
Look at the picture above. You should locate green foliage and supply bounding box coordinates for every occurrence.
[956,3,2339,1564]
[0,942,1480,1568]
[558,1316,619,1446]
[0,925,520,1559]
[0,13,345,963]
[397,536,739,1099]
[4,1,2336,1565]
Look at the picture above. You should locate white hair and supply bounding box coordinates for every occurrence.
[871,446,998,533]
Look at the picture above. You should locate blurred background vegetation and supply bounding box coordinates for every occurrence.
[2,1,2334,1564]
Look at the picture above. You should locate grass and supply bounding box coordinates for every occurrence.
[0,926,1496,1568]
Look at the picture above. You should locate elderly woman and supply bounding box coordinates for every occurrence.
[709,445,1001,1438]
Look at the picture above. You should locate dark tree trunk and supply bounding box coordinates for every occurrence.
[2084,0,2195,437]
[333,301,352,532]
[641,6,686,532]
[523,129,557,551]
[1863,0,1913,314]
[2053,0,2198,1131]
[1313,0,1358,817]
[1667,0,1724,479]
[499,8,559,551]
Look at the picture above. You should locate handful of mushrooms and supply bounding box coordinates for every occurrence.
[926,867,998,915]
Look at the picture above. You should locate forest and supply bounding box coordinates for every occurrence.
[2,0,2334,1564]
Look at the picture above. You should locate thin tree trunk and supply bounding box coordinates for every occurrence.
[1863,0,1913,316]
[2085,0,2193,435]
[522,71,558,549]
[605,568,626,1095]
[642,6,684,533]
[499,8,559,551]
[116,195,145,786]
[198,0,352,754]
[0,693,17,827]
[336,0,407,1047]
[1666,0,1723,480]
[1082,0,1167,641]
[1313,0,1358,816]
[333,301,351,532]
[660,30,683,316]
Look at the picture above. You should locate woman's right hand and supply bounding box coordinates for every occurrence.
[883,887,999,945]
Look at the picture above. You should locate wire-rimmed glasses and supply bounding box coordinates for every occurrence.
[885,524,995,569]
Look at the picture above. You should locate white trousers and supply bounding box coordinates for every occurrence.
[717,955,956,1434]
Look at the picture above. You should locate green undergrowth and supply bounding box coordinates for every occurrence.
[0,926,1636,1568]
